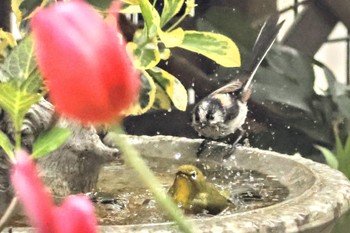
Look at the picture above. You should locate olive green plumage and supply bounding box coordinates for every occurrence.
[168,165,231,215]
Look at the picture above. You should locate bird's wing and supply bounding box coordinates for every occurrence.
[209,79,243,96]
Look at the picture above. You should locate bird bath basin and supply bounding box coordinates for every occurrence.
[7,135,350,233]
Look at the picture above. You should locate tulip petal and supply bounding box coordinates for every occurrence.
[54,195,98,233]
[10,150,58,233]
[31,1,139,124]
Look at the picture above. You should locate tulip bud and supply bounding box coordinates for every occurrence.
[11,150,98,233]
[11,150,56,233]
[31,1,139,124]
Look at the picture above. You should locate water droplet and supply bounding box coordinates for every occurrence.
[174,152,181,160]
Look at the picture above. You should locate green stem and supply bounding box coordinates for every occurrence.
[113,128,195,233]
[166,1,195,32]
[15,130,21,149]
[14,118,23,150]
[0,197,18,232]
[152,0,158,8]
[166,12,188,32]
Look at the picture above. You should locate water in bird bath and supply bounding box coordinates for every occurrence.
[93,156,289,225]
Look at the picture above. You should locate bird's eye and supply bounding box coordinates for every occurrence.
[190,171,197,180]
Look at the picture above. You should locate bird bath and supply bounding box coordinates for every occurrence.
[6,135,350,233]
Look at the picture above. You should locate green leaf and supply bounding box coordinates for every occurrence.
[0,69,9,84]
[128,41,160,70]
[121,0,139,4]
[344,134,350,157]
[335,129,345,159]
[342,138,350,179]
[120,5,141,14]
[159,28,185,48]
[315,145,339,169]
[185,0,196,17]
[86,0,114,9]
[160,0,185,27]
[32,127,72,159]
[139,0,160,38]
[1,37,42,86]
[0,130,14,160]
[148,67,187,111]
[177,30,240,67]
[139,71,156,112]
[19,0,48,20]
[129,72,156,115]
[153,82,172,110]
[0,29,17,52]
[11,0,24,26]
[0,81,42,133]
[21,69,44,93]
[159,48,171,60]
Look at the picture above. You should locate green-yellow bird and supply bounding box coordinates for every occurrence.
[168,165,231,215]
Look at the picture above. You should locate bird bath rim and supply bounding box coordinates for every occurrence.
[8,135,350,233]
[121,135,350,233]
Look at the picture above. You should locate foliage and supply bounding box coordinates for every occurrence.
[0,29,16,61]
[32,127,72,159]
[0,37,68,153]
[125,0,240,114]
[316,127,350,178]
[1,0,240,116]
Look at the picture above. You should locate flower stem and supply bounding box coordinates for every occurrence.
[112,127,195,233]
[152,0,158,8]
[166,0,196,32]
[15,131,21,149]
[0,197,18,232]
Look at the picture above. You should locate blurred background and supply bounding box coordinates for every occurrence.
[278,0,348,84]
[2,0,350,162]
[122,0,350,162]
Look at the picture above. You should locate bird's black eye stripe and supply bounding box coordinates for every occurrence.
[194,109,200,122]
[206,112,214,121]
[176,171,197,180]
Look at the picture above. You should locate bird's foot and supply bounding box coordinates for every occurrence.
[196,139,211,158]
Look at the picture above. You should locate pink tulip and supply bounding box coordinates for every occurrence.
[31,1,140,124]
[10,150,98,233]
